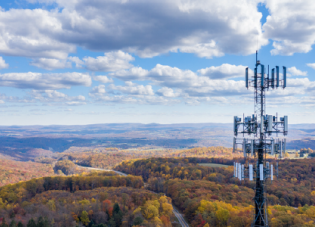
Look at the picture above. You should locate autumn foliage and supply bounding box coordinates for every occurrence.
[0,159,55,187]
[0,186,174,227]
[115,156,315,226]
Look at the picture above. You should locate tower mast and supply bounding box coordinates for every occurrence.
[255,51,266,225]
[233,52,288,226]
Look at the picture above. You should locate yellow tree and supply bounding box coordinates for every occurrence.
[81,210,90,226]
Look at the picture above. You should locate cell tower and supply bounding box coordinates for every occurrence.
[233,51,288,227]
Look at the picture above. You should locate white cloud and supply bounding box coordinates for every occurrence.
[89,81,180,105]
[90,85,106,95]
[266,95,315,106]
[157,87,180,97]
[68,56,84,68]
[108,64,315,103]
[264,78,315,98]
[0,8,75,59]
[30,90,86,104]
[90,93,178,105]
[90,95,137,104]
[82,51,134,71]
[137,96,180,105]
[0,90,87,105]
[0,0,267,58]
[0,93,33,103]
[108,81,154,96]
[184,96,230,106]
[264,78,315,97]
[287,66,307,77]
[66,101,86,106]
[93,76,113,84]
[30,58,72,70]
[110,64,247,97]
[108,67,149,81]
[263,0,315,55]
[307,63,315,70]
[198,64,250,79]
[69,51,134,72]
[0,57,8,69]
[0,72,91,89]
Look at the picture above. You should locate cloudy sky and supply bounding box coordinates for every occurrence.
[0,0,314,125]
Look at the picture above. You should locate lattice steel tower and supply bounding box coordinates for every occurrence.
[233,52,288,227]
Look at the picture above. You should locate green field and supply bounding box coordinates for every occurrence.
[198,163,230,168]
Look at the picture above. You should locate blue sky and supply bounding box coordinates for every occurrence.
[0,0,314,125]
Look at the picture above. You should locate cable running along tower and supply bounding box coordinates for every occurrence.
[233,52,288,226]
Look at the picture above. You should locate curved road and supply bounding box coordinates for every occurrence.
[76,166,127,176]
[173,207,189,227]
[76,165,189,227]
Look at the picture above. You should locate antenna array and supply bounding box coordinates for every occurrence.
[232,52,288,227]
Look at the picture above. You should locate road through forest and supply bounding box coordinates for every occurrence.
[76,165,189,227]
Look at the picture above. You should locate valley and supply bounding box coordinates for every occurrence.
[0,124,314,226]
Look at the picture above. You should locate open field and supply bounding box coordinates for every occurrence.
[198,163,230,168]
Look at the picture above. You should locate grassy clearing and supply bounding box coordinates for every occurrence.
[198,163,230,168]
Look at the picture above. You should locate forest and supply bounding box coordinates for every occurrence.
[0,160,55,187]
[55,147,242,170]
[2,146,315,226]
[0,172,175,227]
[114,157,315,226]
[0,147,240,188]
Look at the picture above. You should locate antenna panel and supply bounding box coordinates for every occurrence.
[246,67,249,88]
[271,139,274,155]
[283,66,287,88]
[251,140,254,156]
[268,115,273,132]
[261,65,264,87]
[238,163,242,180]
[284,116,288,133]
[271,164,273,180]
[249,164,253,181]
[271,68,275,88]
[234,116,237,136]
[276,66,280,87]
[260,164,264,181]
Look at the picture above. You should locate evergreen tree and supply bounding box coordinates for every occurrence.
[37,217,50,227]
[9,212,15,219]
[92,225,107,227]
[9,220,16,227]
[108,218,115,227]
[113,203,123,227]
[133,217,143,226]
[88,220,95,227]
[113,203,120,214]
[17,222,23,227]
[26,219,36,227]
